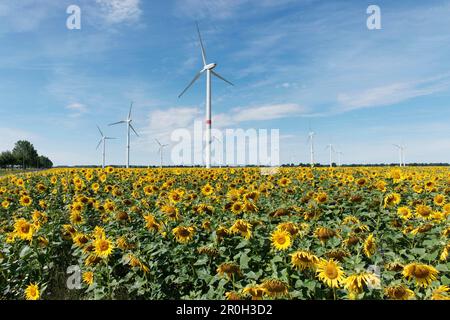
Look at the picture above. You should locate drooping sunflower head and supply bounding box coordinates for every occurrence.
[314,227,337,244]
[384,284,415,300]
[316,259,345,288]
[277,222,299,237]
[260,279,289,297]
[242,286,266,300]
[290,250,319,271]
[270,229,292,251]
[431,285,450,300]
[229,219,252,240]
[363,234,377,258]
[172,226,195,243]
[344,272,380,294]
[384,193,401,208]
[217,262,241,279]
[402,263,439,288]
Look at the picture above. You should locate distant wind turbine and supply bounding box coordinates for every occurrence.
[155,139,169,168]
[336,151,344,167]
[308,129,315,167]
[178,22,234,169]
[109,102,139,168]
[393,144,406,167]
[96,125,116,169]
[326,144,335,168]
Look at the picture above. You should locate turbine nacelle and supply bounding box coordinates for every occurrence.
[202,63,217,71]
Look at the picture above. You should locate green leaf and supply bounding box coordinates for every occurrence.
[19,245,32,258]
[240,251,249,265]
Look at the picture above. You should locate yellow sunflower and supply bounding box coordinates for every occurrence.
[93,237,114,259]
[431,286,450,300]
[316,259,345,288]
[82,272,94,285]
[172,226,195,243]
[19,195,33,207]
[434,194,446,207]
[14,218,34,241]
[344,272,380,294]
[271,229,292,251]
[415,204,433,219]
[397,207,412,220]
[363,234,377,258]
[384,193,401,208]
[242,286,266,300]
[402,263,439,288]
[229,219,252,240]
[24,283,40,300]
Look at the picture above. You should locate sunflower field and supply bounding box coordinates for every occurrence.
[0,167,450,300]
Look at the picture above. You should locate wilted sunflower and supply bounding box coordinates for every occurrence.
[384,284,415,300]
[431,286,450,300]
[344,272,380,294]
[402,263,439,288]
[24,283,40,300]
[314,227,337,244]
[217,262,241,279]
[143,214,161,232]
[225,292,242,300]
[363,234,377,258]
[172,226,195,243]
[315,192,328,204]
[290,250,319,271]
[277,222,299,237]
[93,237,114,259]
[316,259,345,288]
[161,205,180,221]
[229,219,252,240]
[242,286,266,300]
[261,279,289,297]
[384,193,401,208]
[271,229,292,251]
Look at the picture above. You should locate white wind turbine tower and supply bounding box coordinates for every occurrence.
[155,139,169,168]
[308,130,315,167]
[178,22,234,169]
[109,102,139,168]
[336,151,344,167]
[96,125,116,169]
[393,144,406,167]
[326,144,335,168]
[202,135,222,168]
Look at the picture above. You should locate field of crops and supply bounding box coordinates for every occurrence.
[0,167,449,300]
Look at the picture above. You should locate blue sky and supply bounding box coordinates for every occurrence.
[1,0,450,166]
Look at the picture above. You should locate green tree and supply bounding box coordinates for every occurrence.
[12,140,38,169]
[0,151,15,168]
[38,155,53,169]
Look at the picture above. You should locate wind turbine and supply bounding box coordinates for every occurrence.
[326,144,335,168]
[178,22,234,169]
[109,102,139,168]
[155,139,169,168]
[96,126,116,169]
[202,135,222,168]
[336,151,344,167]
[308,129,315,167]
[393,144,406,167]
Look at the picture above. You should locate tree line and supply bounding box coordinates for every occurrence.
[0,140,53,169]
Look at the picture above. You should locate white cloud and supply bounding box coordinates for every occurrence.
[0,128,37,151]
[95,0,142,25]
[337,75,450,112]
[66,102,88,118]
[233,103,307,122]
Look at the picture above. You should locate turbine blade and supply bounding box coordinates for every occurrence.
[178,71,203,98]
[105,137,116,140]
[211,70,234,86]
[96,139,102,150]
[155,138,162,146]
[130,124,139,137]
[109,121,126,126]
[196,22,207,66]
[97,125,104,137]
[128,102,133,120]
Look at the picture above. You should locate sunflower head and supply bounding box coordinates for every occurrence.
[24,283,40,300]
[316,259,345,288]
[271,229,292,251]
[402,263,439,288]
